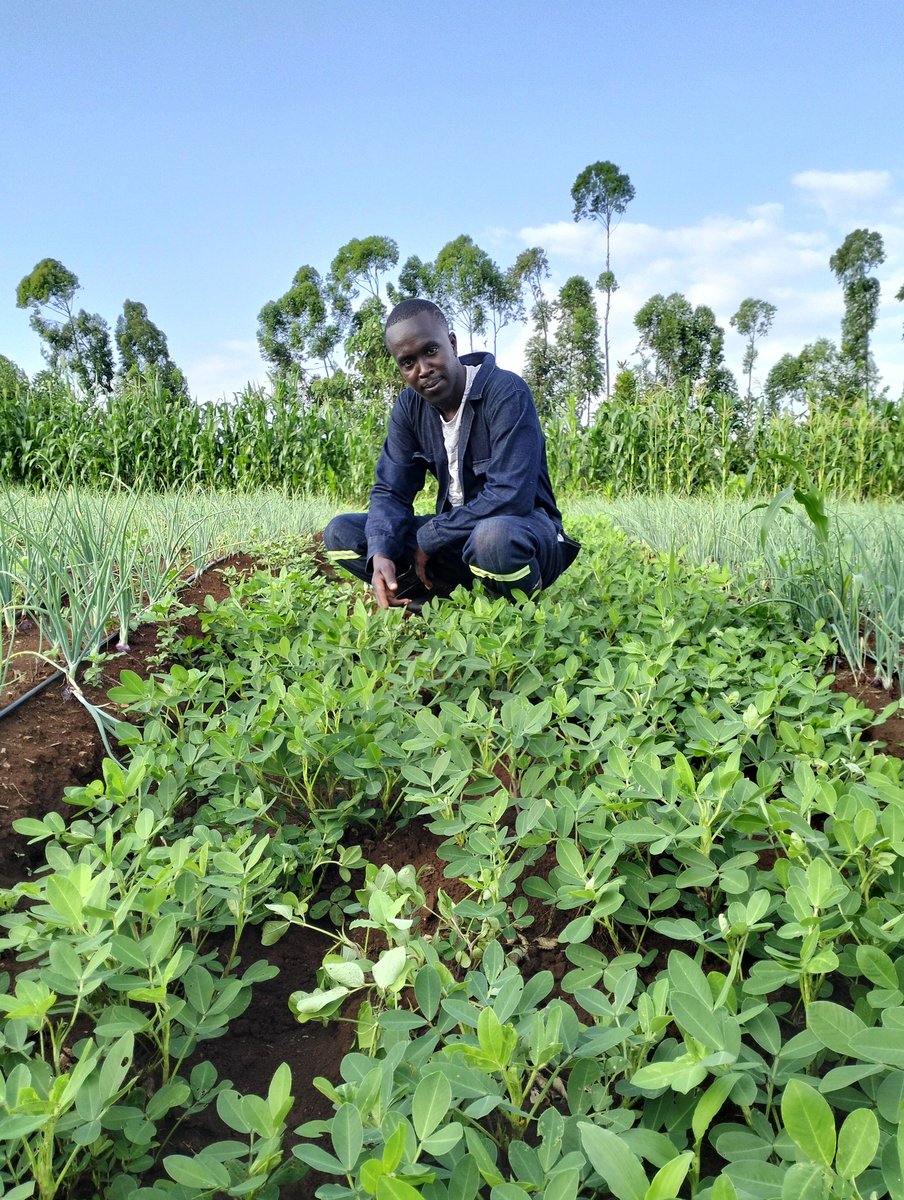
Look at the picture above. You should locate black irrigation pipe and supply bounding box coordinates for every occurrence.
[0,553,229,724]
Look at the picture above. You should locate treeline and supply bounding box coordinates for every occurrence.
[1,369,902,499]
[4,161,903,424]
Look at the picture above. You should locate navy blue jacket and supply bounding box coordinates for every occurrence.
[365,352,563,562]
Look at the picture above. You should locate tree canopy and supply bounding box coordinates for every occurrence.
[571,160,635,397]
[16,258,114,391]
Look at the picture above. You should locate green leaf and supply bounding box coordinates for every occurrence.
[332,1102,364,1171]
[415,964,442,1020]
[543,1167,581,1200]
[579,1122,649,1200]
[323,959,367,988]
[711,1176,738,1200]
[671,991,721,1051]
[632,1056,707,1094]
[781,1079,836,1167]
[449,1153,481,1199]
[692,1074,739,1142]
[806,1001,866,1056]
[559,915,594,943]
[413,1072,452,1141]
[377,1179,426,1200]
[293,1143,346,1174]
[421,1123,463,1155]
[645,1152,694,1200]
[857,945,899,990]
[836,1108,879,1180]
[382,1121,406,1174]
[46,874,84,928]
[373,945,408,991]
[666,950,712,1010]
[780,1162,830,1200]
[164,1152,231,1188]
[850,1027,904,1068]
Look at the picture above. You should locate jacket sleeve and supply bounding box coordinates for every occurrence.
[364,392,427,564]
[416,374,542,556]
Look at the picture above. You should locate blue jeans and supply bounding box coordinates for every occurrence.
[323,510,574,600]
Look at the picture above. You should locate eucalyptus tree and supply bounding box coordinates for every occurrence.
[764,338,861,415]
[512,247,559,416]
[571,160,635,396]
[634,292,732,399]
[730,297,777,409]
[115,299,186,393]
[392,236,511,352]
[257,265,343,379]
[0,354,27,398]
[829,228,885,396]
[329,235,399,309]
[555,275,603,422]
[16,257,114,391]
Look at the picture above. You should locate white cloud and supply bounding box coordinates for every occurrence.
[792,170,894,224]
[793,169,892,200]
[512,179,904,397]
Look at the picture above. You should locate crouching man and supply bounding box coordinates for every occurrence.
[323,298,579,610]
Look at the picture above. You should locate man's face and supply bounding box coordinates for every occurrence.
[385,313,466,415]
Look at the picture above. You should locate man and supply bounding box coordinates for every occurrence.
[323,298,579,609]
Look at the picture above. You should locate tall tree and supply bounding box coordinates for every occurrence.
[829,228,885,397]
[431,235,493,351]
[634,292,732,398]
[115,299,186,392]
[342,296,398,407]
[0,354,27,398]
[571,160,635,396]
[16,258,113,391]
[730,297,777,403]
[257,265,343,378]
[765,338,861,414]
[512,248,559,416]
[555,275,603,422]
[328,235,399,322]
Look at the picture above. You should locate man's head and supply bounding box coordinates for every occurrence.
[384,300,466,416]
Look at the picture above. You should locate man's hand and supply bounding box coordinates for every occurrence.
[371,554,409,608]
[414,546,433,590]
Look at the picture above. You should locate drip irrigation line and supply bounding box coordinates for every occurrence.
[0,553,228,724]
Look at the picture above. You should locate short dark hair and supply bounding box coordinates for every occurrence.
[385,298,450,335]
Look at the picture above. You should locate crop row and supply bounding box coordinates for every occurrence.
[2,519,904,1198]
[3,372,904,498]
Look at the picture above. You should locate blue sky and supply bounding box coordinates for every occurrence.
[2,0,902,401]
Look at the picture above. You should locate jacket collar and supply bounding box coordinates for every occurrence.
[458,351,495,403]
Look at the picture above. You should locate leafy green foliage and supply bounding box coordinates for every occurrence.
[4,516,904,1197]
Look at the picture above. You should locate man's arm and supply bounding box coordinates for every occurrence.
[365,392,427,567]
[416,375,542,557]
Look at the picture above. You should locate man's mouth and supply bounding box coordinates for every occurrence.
[422,378,443,393]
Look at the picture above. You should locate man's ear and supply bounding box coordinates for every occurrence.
[448,330,458,353]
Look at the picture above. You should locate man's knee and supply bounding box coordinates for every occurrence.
[323,513,365,553]
[466,516,514,569]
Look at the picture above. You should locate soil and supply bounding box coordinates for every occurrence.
[0,557,902,1198]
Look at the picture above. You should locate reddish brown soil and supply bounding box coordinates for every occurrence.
[1,558,902,1196]
[831,666,904,757]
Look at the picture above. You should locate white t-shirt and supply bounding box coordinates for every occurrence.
[441,364,480,507]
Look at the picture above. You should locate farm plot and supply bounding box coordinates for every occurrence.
[2,516,904,1200]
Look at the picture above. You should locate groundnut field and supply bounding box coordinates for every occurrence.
[2,488,904,1200]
